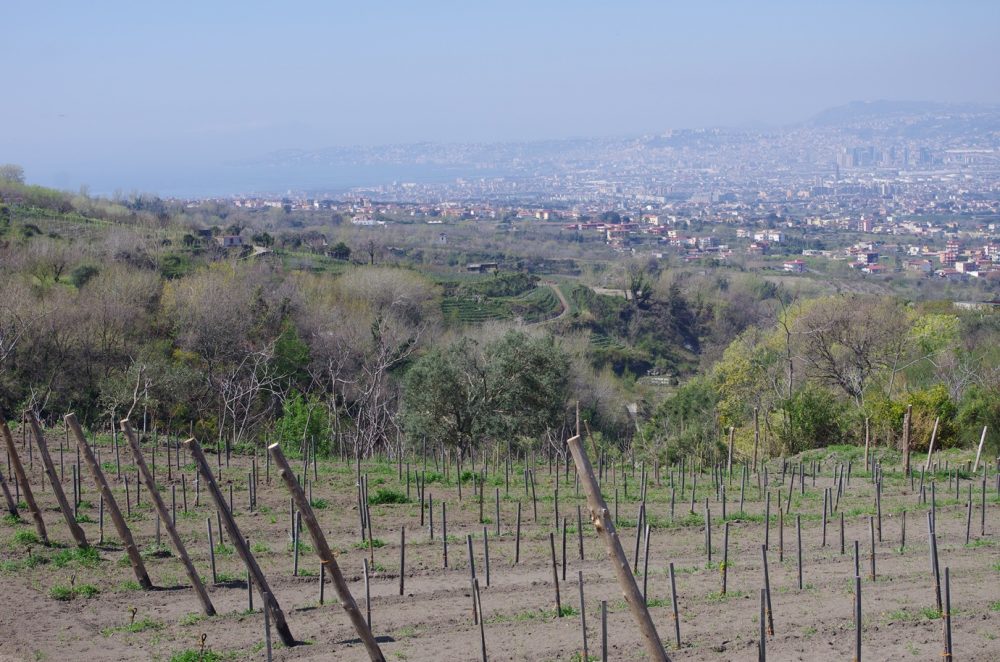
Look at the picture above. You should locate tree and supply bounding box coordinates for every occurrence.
[330,241,351,261]
[401,330,570,452]
[794,295,907,406]
[0,164,25,185]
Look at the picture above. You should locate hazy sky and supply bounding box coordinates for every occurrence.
[4,1,998,194]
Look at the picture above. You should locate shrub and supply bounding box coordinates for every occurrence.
[368,488,409,505]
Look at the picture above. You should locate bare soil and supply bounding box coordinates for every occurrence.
[0,431,997,661]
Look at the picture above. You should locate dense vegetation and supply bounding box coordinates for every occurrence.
[1,174,997,462]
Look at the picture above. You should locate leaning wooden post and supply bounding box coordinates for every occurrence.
[121,421,216,616]
[268,443,385,661]
[66,414,152,589]
[971,426,988,474]
[2,416,47,542]
[566,434,671,661]
[0,463,16,517]
[27,412,88,547]
[924,417,940,473]
[184,438,288,641]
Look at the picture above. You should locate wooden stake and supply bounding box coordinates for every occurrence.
[578,570,589,661]
[0,417,44,541]
[399,526,405,596]
[123,421,215,615]
[854,575,862,662]
[601,599,608,662]
[668,562,681,650]
[972,426,988,474]
[566,434,671,661]
[66,414,151,589]
[924,417,940,472]
[27,413,88,547]
[267,443,383,660]
[549,531,562,616]
[761,545,774,635]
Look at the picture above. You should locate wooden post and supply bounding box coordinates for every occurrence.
[0,422,34,545]
[761,545,774,635]
[566,433,671,660]
[184,437,287,639]
[549,532,562,616]
[924,417,940,472]
[122,421,216,616]
[267,443,384,661]
[854,575,862,662]
[399,526,405,596]
[901,405,912,477]
[66,414,151,589]
[726,427,735,478]
[578,570,589,661]
[863,417,870,468]
[972,426,988,474]
[668,562,681,650]
[0,461,17,517]
[27,413,88,547]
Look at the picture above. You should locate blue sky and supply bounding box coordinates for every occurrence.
[3,1,998,193]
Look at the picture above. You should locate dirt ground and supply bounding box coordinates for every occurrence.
[0,429,997,661]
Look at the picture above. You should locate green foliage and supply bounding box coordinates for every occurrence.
[11,530,40,545]
[368,488,409,505]
[402,330,570,451]
[275,391,329,458]
[646,376,720,463]
[52,546,102,568]
[330,241,351,260]
[70,264,99,288]
[956,386,1000,453]
[781,384,853,453]
[170,650,223,662]
[461,272,539,297]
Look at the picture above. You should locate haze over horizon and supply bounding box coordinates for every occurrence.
[4,1,999,195]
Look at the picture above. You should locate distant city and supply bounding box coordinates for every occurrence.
[190,101,1000,282]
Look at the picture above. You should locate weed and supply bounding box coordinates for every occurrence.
[368,488,409,505]
[102,616,162,635]
[117,580,142,592]
[12,530,40,545]
[310,498,328,509]
[251,541,270,554]
[52,546,101,568]
[353,538,385,550]
[169,650,222,662]
[180,613,207,626]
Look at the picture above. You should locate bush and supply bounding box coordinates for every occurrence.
[275,392,330,458]
[781,384,852,454]
[70,264,99,288]
[368,488,409,505]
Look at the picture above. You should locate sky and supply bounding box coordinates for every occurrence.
[3,1,999,195]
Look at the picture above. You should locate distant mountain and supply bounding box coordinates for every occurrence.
[806,100,1000,140]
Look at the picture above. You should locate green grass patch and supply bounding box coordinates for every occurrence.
[12,530,40,545]
[49,583,99,600]
[353,538,385,550]
[102,616,162,635]
[170,650,223,662]
[180,613,208,626]
[369,488,409,505]
[52,546,101,568]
